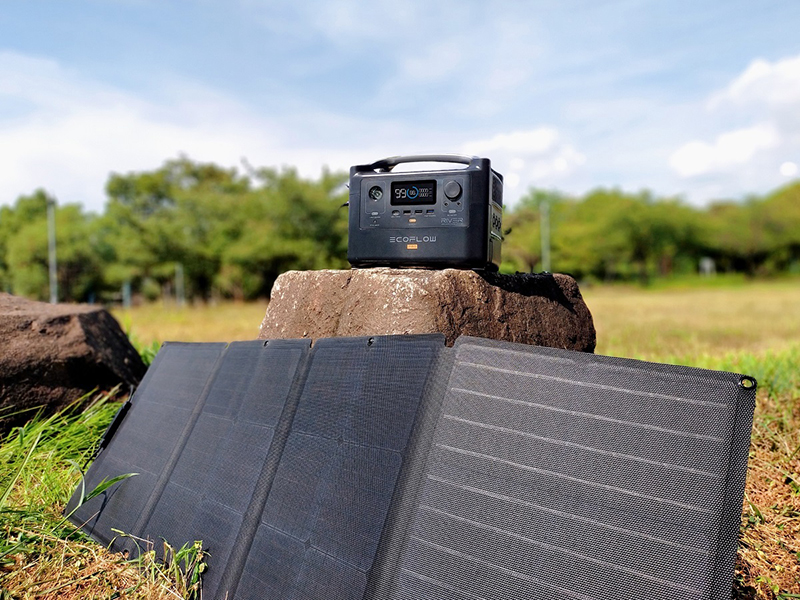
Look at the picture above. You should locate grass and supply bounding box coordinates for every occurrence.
[0,277,798,598]
[0,393,206,599]
[701,345,798,599]
[583,277,800,360]
[113,301,268,346]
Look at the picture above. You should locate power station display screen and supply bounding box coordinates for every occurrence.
[391,180,436,205]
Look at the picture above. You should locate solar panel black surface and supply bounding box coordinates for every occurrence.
[68,339,312,598]
[378,336,755,600]
[234,335,444,600]
[68,335,445,600]
[67,341,228,549]
[68,334,755,600]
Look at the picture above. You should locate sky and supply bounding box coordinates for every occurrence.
[1,0,800,213]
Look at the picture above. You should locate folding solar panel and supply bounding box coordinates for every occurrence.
[230,335,445,600]
[68,339,313,598]
[374,337,756,600]
[68,334,756,600]
[68,335,446,600]
[67,341,229,548]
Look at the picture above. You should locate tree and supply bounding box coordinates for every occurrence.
[502,189,570,273]
[99,157,348,301]
[1,190,102,301]
[503,188,705,283]
[218,167,348,299]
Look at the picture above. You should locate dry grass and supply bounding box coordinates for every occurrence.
[1,528,187,600]
[0,395,206,600]
[737,414,800,598]
[582,278,800,361]
[113,301,268,345]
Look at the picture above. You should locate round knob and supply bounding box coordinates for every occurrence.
[444,180,462,199]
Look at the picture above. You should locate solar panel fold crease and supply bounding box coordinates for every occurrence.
[68,334,755,600]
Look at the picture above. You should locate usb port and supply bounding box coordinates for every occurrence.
[415,209,423,213]
[403,210,411,215]
[426,209,435,214]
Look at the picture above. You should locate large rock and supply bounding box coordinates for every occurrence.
[259,268,596,351]
[0,293,147,430]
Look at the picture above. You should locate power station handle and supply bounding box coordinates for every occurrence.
[367,154,482,172]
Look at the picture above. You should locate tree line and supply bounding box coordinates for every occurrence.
[1,157,798,303]
[504,185,800,283]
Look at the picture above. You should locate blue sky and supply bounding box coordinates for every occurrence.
[1,0,799,212]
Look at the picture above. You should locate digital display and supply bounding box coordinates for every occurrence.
[391,180,437,205]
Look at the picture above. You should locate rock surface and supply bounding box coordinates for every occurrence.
[259,268,596,351]
[0,293,147,430]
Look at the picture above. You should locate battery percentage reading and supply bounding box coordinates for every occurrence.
[390,180,436,205]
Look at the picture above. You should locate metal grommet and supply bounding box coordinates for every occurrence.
[739,376,756,390]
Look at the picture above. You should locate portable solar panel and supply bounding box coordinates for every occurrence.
[68,334,756,600]
[68,339,313,599]
[231,335,445,600]
[373,337,756,600]
[68,335,446,600]
[67,341,229,548]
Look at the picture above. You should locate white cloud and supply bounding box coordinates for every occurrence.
[463,129,560,155]
[0,52,283,210]
[397,41,466,84]
[462,128,585,196]
[0,51,380,211]
[275,0,422,43]
[710,55,800,108]
[0,50,560,213]
[367,6,540,119]
[670,124,780,178]
[669,53,800,193]
[780,161,798,177]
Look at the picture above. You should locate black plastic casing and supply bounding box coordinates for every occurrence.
[347,155,503,270]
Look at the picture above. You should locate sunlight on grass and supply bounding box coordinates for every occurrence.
[0,392,206,600]
[583,279,800,362]
[113,301,268,345]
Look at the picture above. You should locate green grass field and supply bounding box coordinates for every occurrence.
[1,277,798,599]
